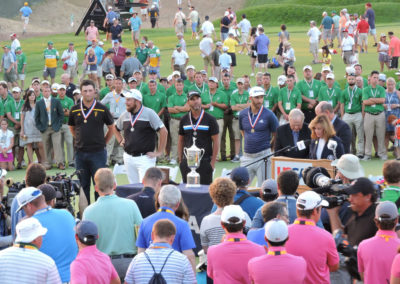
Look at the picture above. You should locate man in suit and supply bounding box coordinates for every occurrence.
[316,101,351,154]
[274,109,311,158]
[34,86,64,169]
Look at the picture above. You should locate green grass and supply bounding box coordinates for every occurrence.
[1,22,398,190]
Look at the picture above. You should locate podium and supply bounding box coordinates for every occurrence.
[271,156,336,193]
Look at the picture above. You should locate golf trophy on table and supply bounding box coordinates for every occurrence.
[183,137,205,187]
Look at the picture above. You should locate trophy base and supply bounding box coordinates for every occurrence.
[187,169,200,187]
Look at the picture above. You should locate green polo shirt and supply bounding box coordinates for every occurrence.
[143,91,167,114]
[201,89,228,119]
[188,83,209,96]
[157,83,166,94]
[135,47,149,65]
[278,87,302,114]
[58,96,75,123]
[1,95,13,106]
[0,102,5,117]
[99,87,110,100]
[381,186,400,214]
[16,52,27,74]
[230,89,249,118]
[362,85,385,114]
[167,91,188,119]
[345,77,368,89]
[263,86,279,110]
[317,85,342,108]
[396,81,400,91]
[340,86,363,114]
[296,79,321,110]
[184,79,195,89]
[137,82,150,97]
[219,84,236,105]
[5,98,24,127]
[320,80,341,89]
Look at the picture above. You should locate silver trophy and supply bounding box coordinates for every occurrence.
[183,137,205,187]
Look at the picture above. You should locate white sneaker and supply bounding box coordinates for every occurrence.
[170,159,177,165]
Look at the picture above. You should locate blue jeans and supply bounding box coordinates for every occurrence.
[75,149,107,204]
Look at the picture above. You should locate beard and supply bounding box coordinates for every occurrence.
[348,82,356,86]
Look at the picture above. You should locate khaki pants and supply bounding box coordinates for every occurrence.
[240,148,271,187]
[364,112,386,158]
[216,119,224,156]
[221,113,235,159]
[41,127,63,166]
[60,124,74,165]
[106,125,123,165]
[343,112,364,156]
[170,118,180,161]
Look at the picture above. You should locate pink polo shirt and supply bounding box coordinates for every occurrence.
[70,245,119,284]
[207,232,265,284]
[391,253,400,279]
[285,218,339,284]
[389,36,400,57]
[85,26,98,42]
[248,246,307,284]
[357,230,400,284]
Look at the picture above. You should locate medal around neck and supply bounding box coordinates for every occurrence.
[183,137,205,187]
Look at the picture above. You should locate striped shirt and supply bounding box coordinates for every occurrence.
[200,213,225,247]
[0,245,61,284]
[125,243,196,284]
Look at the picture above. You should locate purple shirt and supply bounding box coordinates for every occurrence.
[70,245,119,284]
[254,34,270,55]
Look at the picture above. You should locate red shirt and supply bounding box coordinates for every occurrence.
[357,20,370,34]
[112,46,126,67]
[389,36,400,57]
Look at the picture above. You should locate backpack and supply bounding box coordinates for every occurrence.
[144,249,174,284]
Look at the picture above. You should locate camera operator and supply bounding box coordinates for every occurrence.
[357,201,400,284]
[10,163,47,239]
[0,169,11,248]
[37,184,57,208]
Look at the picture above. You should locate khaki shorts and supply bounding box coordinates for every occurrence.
[343,51,353,64]
[232,118,241,140]
[241,32,249,43]
[132,30,140,40]
[43,67,56,79]
[21,16,29,25]
[309,42,318,54]
[322,29,331,40]
[203,55,212,66]
[359,33,368,45]
[18,74,25,80]
[65,64,77,78]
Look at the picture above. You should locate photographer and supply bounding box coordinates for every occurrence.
[0,169,12,248]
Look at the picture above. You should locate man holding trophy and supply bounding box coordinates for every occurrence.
[178,90,219,185]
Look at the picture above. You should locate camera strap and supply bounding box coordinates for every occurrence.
[234,192,251,205]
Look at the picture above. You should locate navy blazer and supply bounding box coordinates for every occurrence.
[34,97,64,133]
[333,117,351,154]
[274,122,311,158]
[309,136,344,160]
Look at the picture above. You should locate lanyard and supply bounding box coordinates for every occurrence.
[327,88,335,99]
[80,99,96,123]
[371,87,378,98]
[238,92,247,104]
[130,105,144,131]
[139,82,144,92]
[379,234,395,242]
[113,91,121,103]
[225,237,246,242]
[287,88,292,102]
[305,79,314,90]
[14,99,22,112]
[189,109,204,132]
[387,92,396,105]
[294,219,315,226]
[248,106,263,131]
[348,86,357,105]
[265,86,272,98]
[14,243,38,250]
[268,250,287,256]
[158,207,175,214]
[195,83,205,93]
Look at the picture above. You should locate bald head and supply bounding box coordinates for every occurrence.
[315,101,334,120]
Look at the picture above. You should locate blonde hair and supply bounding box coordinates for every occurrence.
[94,168,115,193]
[309,114,336,140]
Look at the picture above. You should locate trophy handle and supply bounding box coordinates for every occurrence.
[183,147,188,159]
[200,149,205,161]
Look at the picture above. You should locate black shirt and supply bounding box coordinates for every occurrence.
[110,24,123,41]
[179,110,219,158]
[344,203,377,246]
[220,16,231,33]
[66,83,76,100]
[68,100,114,152]
[126,187,156,218]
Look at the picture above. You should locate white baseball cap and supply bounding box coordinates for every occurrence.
[16,187,43,212]
[321,66,331,73]
[167,75,173,82]
[186,65,195,71]
[40,80,50,85]
[57,84,66,90]
[249,86,265,97]
[12,87,21,93]
[379,73,387,81]
[72,89,81,95]
[236,78,245,84]
[51,83,59,92]
[303,65,312,71]
[208,76,218,83]
[221,205,245,224]
[264,219,288,242]
[345,66,356,75]
[326,73,335,80]
[105,74,115,80]
[222,46,229,52]
[296,191,329,210]
[277,75,287,85]
[123,89,142,102]
[172,71,181,77]
[15,218,47,243]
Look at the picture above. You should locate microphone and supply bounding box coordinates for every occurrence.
[327,139,338,160]
[286,139,311,152]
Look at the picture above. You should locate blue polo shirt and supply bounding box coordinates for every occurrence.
[248,228,268,246]
[239,106,278,154]
[129,17,142,31]
[85,46,105,66]
[136,207,196,252]
[33,207,78,282]
[20,6,32,17]
[106,11,118,23]
[321,16,333,29]
[254,34,270,55]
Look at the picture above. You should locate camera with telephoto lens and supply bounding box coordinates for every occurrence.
[333,229,360,280]
[47,171,81,216]
[3,178,26,216]
[303,167,349,209]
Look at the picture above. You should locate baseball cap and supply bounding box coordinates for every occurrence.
[107,48,115,54]
[296,191,329,210]
[16,187,43,212]
[331,10,337,14]
[303,65,312,71]
[342,29,349,33]
[224,11,229,16]
[98,41,104,46]
[200,70,207,75]
[216,41,223,46]
[230,167,249,187]
[128,77,137,83]
[345,177,376,195]
[15,218,47,243]
[15,47,21,52]
[222,46,229,52]
[264,219,288,242]
[31,78,40,84]
[105,74,115,80]
[261,179,278,195]
[12,87,21,93]
[38,184,56,202]
[395,70,400,75]
[346,66,356,76]
[187,90,201,99]
[167,75,173,82]
[236,78,245,85]
[176,32,183,37]
[176,43,182,48]
[221,205,245,224]
[375,201,398,220]
[334,154,364,180]
[186,65,195,71]
[75,220,99,242]
[326,73,335,80]
[2,45,10,49]
[379,73,387,81]
[172,71,181,77]
[72,89,81,95]
[249,86,265,97]
[125,49,132,54]
[57,84,66,90]
[41,80,50,85]
[380,33,386,37]
[208,77,218,83]
[277,75,287,85]
[221,67,230,72]
[47,41,53,45]
[68,42,74,46]
[321,66,331,73]
[122,89,142,102]
[51,83,59,92]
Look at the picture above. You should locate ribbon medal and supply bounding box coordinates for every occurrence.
[130,105,144,132]
[248,106,264,133]
[189,109,204,136]
[80,99,97,123]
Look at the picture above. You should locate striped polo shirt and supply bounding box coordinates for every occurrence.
[124,243,196,284]
[0,245,61,283]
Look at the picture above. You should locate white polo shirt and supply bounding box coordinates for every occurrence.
[342,36,355,51]
[171,50,189,65]
[238,18,251,34]
[201,21,215,35]
[307,27,321,43]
